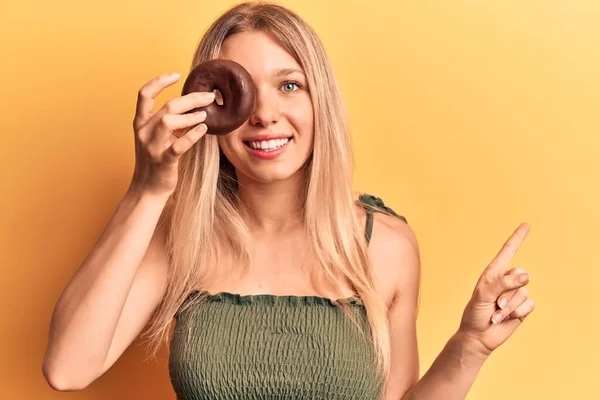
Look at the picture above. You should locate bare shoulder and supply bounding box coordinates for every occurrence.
[354,203,421,307]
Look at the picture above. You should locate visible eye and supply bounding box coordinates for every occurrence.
[281,80,302,93]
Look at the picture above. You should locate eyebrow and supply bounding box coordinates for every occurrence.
[272,68,305,78]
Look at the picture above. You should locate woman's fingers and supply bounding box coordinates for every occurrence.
[491,285,529,324]
[477,269,530,302]
[162,123,209,164]
[147,111,208,156]
[141,91,215,143]
[501,272,531,291]
[509,298,535,322]
[497,267,527,309]
[152,91,216,125]
[482,223,531,278]
[158,110,207,138]
[134,72,181,131]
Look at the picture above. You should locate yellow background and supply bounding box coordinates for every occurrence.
[1,0,598,398]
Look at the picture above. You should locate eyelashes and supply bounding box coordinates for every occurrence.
[281,80,303,93]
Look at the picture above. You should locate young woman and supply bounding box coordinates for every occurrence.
[42,2,534,399]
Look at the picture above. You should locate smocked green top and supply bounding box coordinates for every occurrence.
[169,194,407,399]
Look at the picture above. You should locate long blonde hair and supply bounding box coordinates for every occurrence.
[141,1,392,380]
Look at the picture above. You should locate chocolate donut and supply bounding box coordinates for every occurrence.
[181,59,256,135]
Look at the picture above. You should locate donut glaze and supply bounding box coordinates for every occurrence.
[181,59,256,135]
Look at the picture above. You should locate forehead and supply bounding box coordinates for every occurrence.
[219,31,303,78]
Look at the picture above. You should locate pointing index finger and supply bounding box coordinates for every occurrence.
[484,223,531,276]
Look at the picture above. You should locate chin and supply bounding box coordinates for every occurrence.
[250,169,298,183]
[238,162,306,184]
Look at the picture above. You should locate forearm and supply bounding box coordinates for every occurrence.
[402,331,489,400]
[43,187,169,385]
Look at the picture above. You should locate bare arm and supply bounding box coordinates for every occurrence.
[40,69,223,391]
[378,219,487,400]
[42,71,217,391]
[400,332,488,400]
[397,224,534,400]
[42,187,171,391]
[373,211,486,399]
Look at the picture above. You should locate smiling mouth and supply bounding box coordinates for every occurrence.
[243,137,292,152]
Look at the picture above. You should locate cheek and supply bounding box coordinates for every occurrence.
[289,99,314,137]
[217,137,241,160]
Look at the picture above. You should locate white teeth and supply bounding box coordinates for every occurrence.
[249,138,289,151]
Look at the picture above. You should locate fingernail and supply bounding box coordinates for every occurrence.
[499,298,507,309]
[492,312,504,324]
[520,274,530,283]
[170,72,181,79]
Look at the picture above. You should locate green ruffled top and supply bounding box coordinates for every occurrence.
[168,194,407,399]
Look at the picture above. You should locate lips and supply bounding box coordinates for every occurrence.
[243,137,288,149]
[242,135,292,142]
[243,138,291,160]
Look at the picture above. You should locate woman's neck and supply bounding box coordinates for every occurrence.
[237,173,305,235]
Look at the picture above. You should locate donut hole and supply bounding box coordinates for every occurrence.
[213,89,224,106]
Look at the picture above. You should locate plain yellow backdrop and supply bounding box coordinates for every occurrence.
[1,0,598,399]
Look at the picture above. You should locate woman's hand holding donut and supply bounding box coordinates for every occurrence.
[456,223,535,358]
[130,72,215,199]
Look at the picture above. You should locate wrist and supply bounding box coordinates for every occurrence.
[126,182,173,204]
[451,331,490,367]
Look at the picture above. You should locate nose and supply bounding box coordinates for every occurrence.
[248,86,280,128]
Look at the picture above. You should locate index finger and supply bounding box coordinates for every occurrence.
[134,72,181,130]
[484,222,531,276]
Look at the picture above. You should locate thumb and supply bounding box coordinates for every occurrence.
[497,272,530,294]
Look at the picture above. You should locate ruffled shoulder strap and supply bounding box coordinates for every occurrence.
[356,193,408,245]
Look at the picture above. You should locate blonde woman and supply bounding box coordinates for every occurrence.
[42,2,535,399]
